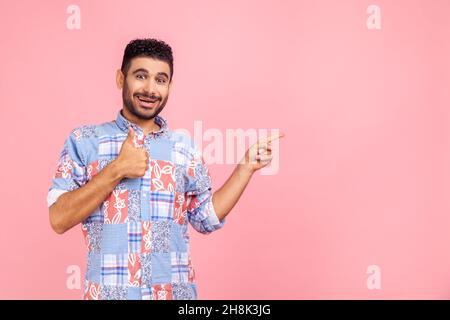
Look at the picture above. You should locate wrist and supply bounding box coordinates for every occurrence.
[109,159,126,181]
[237,163,255,176]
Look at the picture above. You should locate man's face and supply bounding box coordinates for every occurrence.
[118,57,171,120]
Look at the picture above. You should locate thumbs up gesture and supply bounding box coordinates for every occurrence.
[239,133,285,173]
[115,126,149,179]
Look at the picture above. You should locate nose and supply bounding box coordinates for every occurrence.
[144,77,158,96]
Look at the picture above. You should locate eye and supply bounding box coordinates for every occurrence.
[136,74,146,80]
[157,78,167,84]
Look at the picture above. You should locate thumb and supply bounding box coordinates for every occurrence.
[127,126,135,141]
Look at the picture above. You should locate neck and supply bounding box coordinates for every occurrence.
[121,107,161,135]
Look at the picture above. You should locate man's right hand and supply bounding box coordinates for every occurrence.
[114,126,149,179]
[49,126,149,234]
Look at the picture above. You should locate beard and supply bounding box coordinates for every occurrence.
[122,80,168,120]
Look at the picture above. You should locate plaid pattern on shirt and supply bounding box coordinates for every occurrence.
[47,110,225,300]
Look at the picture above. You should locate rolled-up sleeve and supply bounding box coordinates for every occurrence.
[185,144,225,234]
[47,128,87,207]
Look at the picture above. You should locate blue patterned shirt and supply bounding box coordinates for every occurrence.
[47,110,225,300]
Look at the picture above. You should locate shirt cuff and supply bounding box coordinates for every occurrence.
[206,196,226,230]
[47,189,68,207]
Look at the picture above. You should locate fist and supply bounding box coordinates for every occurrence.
[115,127,149,179]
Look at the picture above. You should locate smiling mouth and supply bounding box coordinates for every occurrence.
[136,95,159,108]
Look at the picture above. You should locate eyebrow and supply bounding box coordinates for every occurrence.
[132,68,169,79]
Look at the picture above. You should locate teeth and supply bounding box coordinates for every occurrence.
[138,96,157,103]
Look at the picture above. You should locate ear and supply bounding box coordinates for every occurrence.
[116,69,124,89]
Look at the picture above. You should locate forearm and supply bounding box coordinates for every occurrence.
[49,160,124,234]
[211,164,254,221]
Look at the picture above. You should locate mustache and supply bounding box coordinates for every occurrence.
[134,93,161,101]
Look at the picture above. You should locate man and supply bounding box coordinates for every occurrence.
[47,38,284,300]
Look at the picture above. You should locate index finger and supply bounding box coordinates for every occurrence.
[259,133,285,143]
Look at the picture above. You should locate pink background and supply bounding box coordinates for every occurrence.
[1,0,450,299]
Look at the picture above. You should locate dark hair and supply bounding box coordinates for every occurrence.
[121,38,174,82]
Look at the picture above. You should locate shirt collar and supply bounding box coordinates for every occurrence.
[115,109,169,138]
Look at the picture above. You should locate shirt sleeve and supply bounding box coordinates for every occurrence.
[185,143,225,235]
[47,128,88,207]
